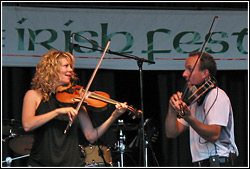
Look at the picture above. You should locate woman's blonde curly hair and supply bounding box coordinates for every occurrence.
[31,50,78,101]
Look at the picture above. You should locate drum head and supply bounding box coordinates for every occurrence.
[83,145,112,167]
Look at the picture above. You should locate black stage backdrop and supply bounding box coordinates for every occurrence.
[2,67,248,167]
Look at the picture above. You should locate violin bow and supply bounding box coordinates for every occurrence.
[182,16,219,98]
[179,16,219,118]
[64,39,111,134]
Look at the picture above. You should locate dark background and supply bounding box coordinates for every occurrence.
[1,2,248,167]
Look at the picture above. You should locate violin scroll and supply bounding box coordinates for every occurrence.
[127,106,143,119]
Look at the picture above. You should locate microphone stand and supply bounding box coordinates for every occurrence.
[137,60,146,167]
[69,33,155,166]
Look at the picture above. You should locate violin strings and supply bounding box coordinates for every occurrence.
[89,92,118,104]
[89,92,137,114]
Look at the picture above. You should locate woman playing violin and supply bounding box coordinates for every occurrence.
[22,49,128,166]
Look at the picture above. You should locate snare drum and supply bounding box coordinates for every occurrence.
[84,145,112,167]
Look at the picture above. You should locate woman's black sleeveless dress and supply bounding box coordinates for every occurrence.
[27,94,85,166]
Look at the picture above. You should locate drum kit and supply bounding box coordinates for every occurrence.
[79,119,140,167]
[2,119,33,166]
[81,119,159,167]
[2,118,159,167]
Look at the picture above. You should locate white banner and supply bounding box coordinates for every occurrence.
[2,6,248,70]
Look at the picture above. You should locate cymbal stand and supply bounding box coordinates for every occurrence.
[146,139,160,166]
[117,119,126,167]
[145,140,148,166]
[2,154,30,167]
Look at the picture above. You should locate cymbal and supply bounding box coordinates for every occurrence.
[3,119,22,126]
[9,134,34,155]
[2,119,24,136]
[110,123,139,131]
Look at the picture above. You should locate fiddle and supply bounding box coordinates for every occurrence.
[56,85,142,119]
[182,76,217,106]
[177,76,217,118]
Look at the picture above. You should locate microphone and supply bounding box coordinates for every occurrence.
[69,43,79,54]
[69,33,75,54]
[69,42,74,54]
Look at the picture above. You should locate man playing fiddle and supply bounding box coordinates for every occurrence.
[165,52,238,167]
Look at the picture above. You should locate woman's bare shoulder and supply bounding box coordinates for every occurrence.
[24,89,42,99]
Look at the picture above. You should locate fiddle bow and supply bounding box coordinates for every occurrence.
[178,16,219,118]
[64,39,111,134]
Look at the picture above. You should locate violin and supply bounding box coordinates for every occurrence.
[56,84,142,119]
[182,76,217,106]
[177,76,217,118]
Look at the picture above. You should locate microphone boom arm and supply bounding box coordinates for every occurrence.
[71,32,155,64]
